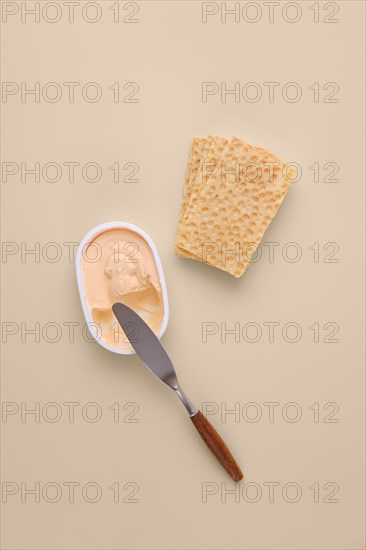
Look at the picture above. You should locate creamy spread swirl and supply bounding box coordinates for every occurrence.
[82,228,164,350]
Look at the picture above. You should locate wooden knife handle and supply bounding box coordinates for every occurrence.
[190,410,243,482]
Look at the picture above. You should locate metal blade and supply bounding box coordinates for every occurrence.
[112,302,178,389]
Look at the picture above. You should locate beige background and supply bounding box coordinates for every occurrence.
[1,1,365,549]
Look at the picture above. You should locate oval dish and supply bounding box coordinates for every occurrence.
[76,221,169,355]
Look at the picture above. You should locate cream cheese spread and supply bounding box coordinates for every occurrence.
[82,228,165,351]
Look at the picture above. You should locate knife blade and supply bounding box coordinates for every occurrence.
[112,302,243,482]
[112,302,181,391]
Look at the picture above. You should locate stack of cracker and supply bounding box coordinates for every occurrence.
[175,136,294,278]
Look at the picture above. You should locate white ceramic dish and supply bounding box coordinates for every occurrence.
[76,221,169,355]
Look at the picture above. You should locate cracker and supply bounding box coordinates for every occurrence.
[177,136,294,277]
[174,138,207,259]
[176,138,206,233]
[175,135,227,258]
[183,135,228,220]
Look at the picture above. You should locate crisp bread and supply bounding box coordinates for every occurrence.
[175,135,227,258]
[176,137,207,231]
[174,138,207,259]
[177,136,294,277]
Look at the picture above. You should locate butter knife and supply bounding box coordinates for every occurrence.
[112,302,243,482]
